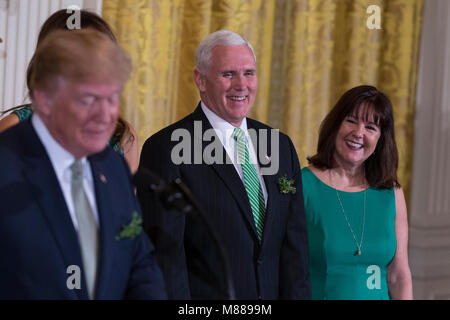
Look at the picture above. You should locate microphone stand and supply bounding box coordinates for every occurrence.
[135,170,236,300]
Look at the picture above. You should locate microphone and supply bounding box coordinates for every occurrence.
[132,168,236,300]
[132,168,193,214]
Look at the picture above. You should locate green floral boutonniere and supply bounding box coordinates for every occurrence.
[116,211,143,241]
[278,175,296,194]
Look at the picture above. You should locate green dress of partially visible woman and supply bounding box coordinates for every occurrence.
[302,85,413,300]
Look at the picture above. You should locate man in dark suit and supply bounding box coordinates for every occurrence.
[137,30,310,299]
[0,30,166,299]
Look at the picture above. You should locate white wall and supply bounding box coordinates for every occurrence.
[409,0,450,300]
[0,0,102,113]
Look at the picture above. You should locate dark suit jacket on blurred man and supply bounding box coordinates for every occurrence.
[0,120,166,299]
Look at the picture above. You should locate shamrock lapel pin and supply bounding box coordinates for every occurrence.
[278,175,296,194]
[116,211,143,240]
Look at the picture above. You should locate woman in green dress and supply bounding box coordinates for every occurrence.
[302,85,412,299]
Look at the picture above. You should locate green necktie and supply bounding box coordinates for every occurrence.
[71,159,99,299]
[232,127,266,242]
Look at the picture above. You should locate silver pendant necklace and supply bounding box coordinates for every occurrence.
[330,170,366,256]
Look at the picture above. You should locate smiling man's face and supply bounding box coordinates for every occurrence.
[195,44,257,127]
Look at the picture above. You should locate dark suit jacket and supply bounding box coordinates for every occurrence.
[137,104,310,299]
[0,120,167,299]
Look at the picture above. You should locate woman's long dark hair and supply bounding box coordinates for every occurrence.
[307,85,400,189]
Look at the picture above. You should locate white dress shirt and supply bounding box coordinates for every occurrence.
[32,114,99,231]
[201,102,268,206]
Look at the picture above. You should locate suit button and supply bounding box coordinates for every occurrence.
[257,259,262,265]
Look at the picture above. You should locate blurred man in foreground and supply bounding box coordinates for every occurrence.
[0,29,166,299]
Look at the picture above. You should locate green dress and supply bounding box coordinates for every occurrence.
[301,167,396,300]
[13,106,124,154]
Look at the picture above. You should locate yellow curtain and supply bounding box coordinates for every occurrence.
[103,0,423,205]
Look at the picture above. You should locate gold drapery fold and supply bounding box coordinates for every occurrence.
[103,0,423,204]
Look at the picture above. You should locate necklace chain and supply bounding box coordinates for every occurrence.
[335,189,366,256]
[330,169,366,256]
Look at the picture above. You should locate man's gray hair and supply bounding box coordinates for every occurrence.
[195,30,256,74]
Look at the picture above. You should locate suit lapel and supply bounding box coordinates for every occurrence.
[191,106,258,239]
[88,157,115,299]
[21,122,85,299]
[210,161,258,238]
[260,173,278,246]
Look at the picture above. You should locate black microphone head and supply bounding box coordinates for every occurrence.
[132,167,164,191]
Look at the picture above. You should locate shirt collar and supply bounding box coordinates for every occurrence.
[31,113,88,183]
[200,101,249,146]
